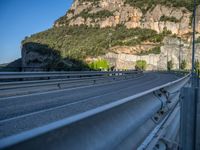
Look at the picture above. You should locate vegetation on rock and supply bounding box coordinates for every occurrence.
[23,25,166,61]
[160,15,180,23]
[80,0,100,5]
[167,60,173,71]
[89,59,109,70]
[135,60,147,70]
[77,9,113,20]
[180,60,187,70]
[139,46,161,55]
[125,0,200,13]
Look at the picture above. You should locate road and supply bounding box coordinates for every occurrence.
[0,72,180,139]
[0,73,137,97]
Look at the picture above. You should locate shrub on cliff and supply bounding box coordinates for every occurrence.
[78,9,113,20]
[180,60,187,70]
[167,60,173,71]
[135,60,147,71]
[89,59,109,71]
[160,15,180,23]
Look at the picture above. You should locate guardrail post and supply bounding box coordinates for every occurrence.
[180,86,198,150]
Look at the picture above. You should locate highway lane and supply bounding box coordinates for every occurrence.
[0,72,180,139]
[0,74,138,98]
[0,74,145,121]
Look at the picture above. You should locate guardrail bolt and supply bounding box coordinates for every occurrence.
[57,84,61,89]
[154,116,159,121]
[160,110,164,115]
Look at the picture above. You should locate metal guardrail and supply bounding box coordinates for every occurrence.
[0,74,138,90]
[180,72,199,150]
[0,71,142,97]
[0,70,139,80]
[0,73,191,150]
[0,66,121,72]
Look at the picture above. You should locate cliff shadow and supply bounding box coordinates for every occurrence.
[22,42,90,71]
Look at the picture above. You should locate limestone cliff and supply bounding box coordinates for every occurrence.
[55,0,200,35]
[102,36,200,70]
[22,0,200,70]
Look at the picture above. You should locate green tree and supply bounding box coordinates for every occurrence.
[89,59,109,71]
[167,60,173,71]
[135,60,147,71]
[180,60,187,70]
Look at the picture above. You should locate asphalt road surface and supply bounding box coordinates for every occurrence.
[0,72,180,139]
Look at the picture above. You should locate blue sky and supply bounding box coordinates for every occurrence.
[0,0,73,64]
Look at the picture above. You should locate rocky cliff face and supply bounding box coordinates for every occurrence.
[22,0,200,70]
[101,36,200,70]
[55,0,200,35]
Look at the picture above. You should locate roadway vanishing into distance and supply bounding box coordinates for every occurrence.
[0,72,180,140]
[0,72,139,97]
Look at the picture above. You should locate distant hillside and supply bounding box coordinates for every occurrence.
[23,25,169,59]
[0,58,22,72]
[22,0,200,70]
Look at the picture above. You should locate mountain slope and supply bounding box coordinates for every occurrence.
[22,0,200,70]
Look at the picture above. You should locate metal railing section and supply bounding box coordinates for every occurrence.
[0,73,190,150]
[0,71,143,98]
[0,71,140,80]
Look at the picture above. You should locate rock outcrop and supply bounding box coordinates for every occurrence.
[96,36,200,70]
[55,0,200,35]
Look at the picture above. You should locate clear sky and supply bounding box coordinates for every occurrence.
[0,0,73,64]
